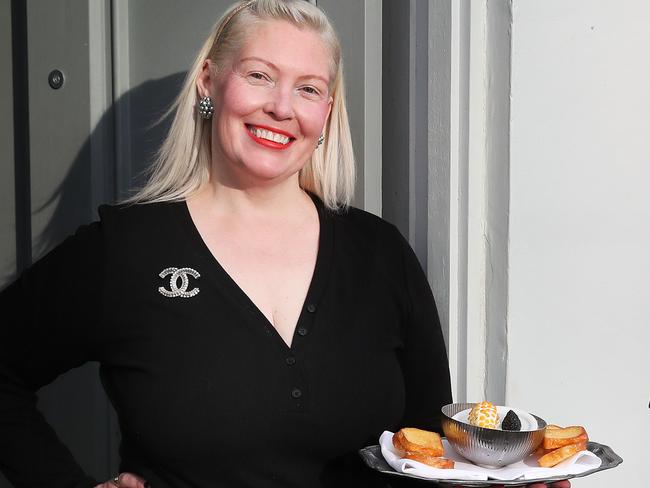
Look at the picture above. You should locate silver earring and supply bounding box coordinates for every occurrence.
[198,96,214,119]
[317,133,324,148]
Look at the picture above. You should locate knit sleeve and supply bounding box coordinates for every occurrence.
[0,222,105,488]
[392,225,453,434]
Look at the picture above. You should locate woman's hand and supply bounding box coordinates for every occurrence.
[483,482,570,488]
[454,482,570,488]
[94,472,150,488]
[528,481,570,488]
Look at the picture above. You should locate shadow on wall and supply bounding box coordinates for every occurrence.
[33,71,188,258]
[0,71,187,487]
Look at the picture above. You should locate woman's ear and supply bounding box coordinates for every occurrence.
[196,59,213,98]
[325,96,333,123]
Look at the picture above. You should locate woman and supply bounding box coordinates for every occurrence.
[0,1,567,488]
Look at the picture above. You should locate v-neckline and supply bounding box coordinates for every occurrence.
[175,193,333,353]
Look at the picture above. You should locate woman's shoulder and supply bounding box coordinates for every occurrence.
[98,200,181,225]
[325,204,406,251]
[93,200,186,251]
[327,203,392,229]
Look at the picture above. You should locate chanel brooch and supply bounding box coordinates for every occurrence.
[158,267,200,298]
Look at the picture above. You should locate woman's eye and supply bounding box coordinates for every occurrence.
[300,86,322,97]
[248,72,270,82]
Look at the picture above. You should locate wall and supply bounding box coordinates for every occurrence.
[0,0,16,287]
[506,1,649,485]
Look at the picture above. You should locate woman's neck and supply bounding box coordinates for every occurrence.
[189,175,314,223]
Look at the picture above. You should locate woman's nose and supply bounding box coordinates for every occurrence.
[263,87,295,121]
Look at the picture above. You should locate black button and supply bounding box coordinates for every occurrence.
[291,388,302,399]
[306,303,316,313]
[297,327,308,336]
[285,356,296,365]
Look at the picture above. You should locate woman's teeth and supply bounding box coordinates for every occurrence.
[248,126,291,145]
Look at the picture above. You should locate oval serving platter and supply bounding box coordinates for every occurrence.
[358,441,622,486]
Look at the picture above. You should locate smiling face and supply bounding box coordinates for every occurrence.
[198,20,333,187]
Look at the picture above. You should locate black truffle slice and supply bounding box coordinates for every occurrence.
[501,410,522,431]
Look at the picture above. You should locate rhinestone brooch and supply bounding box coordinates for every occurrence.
[158,267,200,298]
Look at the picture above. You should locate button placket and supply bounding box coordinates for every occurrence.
[286,303,318,412]
[284,349,308,412]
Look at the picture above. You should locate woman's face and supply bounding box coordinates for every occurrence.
[201,20,333,186]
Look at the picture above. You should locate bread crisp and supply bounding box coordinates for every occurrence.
[538,440,588,467]
[392,428,444,457]
[542,425,588,450]
[403,452,454,469]
[536,424,589,467]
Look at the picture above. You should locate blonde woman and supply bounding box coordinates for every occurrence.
[0,1,455,487]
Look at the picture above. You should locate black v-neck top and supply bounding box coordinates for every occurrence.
[178,195,333,351]
[0,197,452,488]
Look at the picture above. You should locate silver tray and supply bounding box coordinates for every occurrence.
[358,441,622,486]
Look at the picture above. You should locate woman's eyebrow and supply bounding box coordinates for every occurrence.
[239,56,329,85]
[239,56,276,68]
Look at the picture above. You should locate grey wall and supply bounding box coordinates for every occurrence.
[382,0,452,347]
[1,0,16,289]
[0,0,441,485]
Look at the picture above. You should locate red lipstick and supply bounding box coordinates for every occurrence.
[245,124,296,150]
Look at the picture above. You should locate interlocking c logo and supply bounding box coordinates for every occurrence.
[158,267,200,298]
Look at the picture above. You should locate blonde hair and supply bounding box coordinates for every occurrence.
[123,0,355,210]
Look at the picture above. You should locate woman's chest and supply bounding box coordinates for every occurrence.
[100,263,406,465]
[199,223,320,345]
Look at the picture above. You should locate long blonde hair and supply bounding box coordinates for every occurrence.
[123,0,355,210]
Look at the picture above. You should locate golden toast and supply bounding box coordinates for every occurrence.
[534,444,552,457]
[392,428,444,457]
[542,425,588,450]
[403,451,454,469]
[538,440,588,467]
[535,424,589,467]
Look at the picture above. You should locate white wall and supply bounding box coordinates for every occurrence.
[506,1,649,485]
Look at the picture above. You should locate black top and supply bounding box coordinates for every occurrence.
[0,196,452,488]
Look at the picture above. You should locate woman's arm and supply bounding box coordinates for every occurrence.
[0,223,106,488]
[393,225,453,432]
[390,227,570,488]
